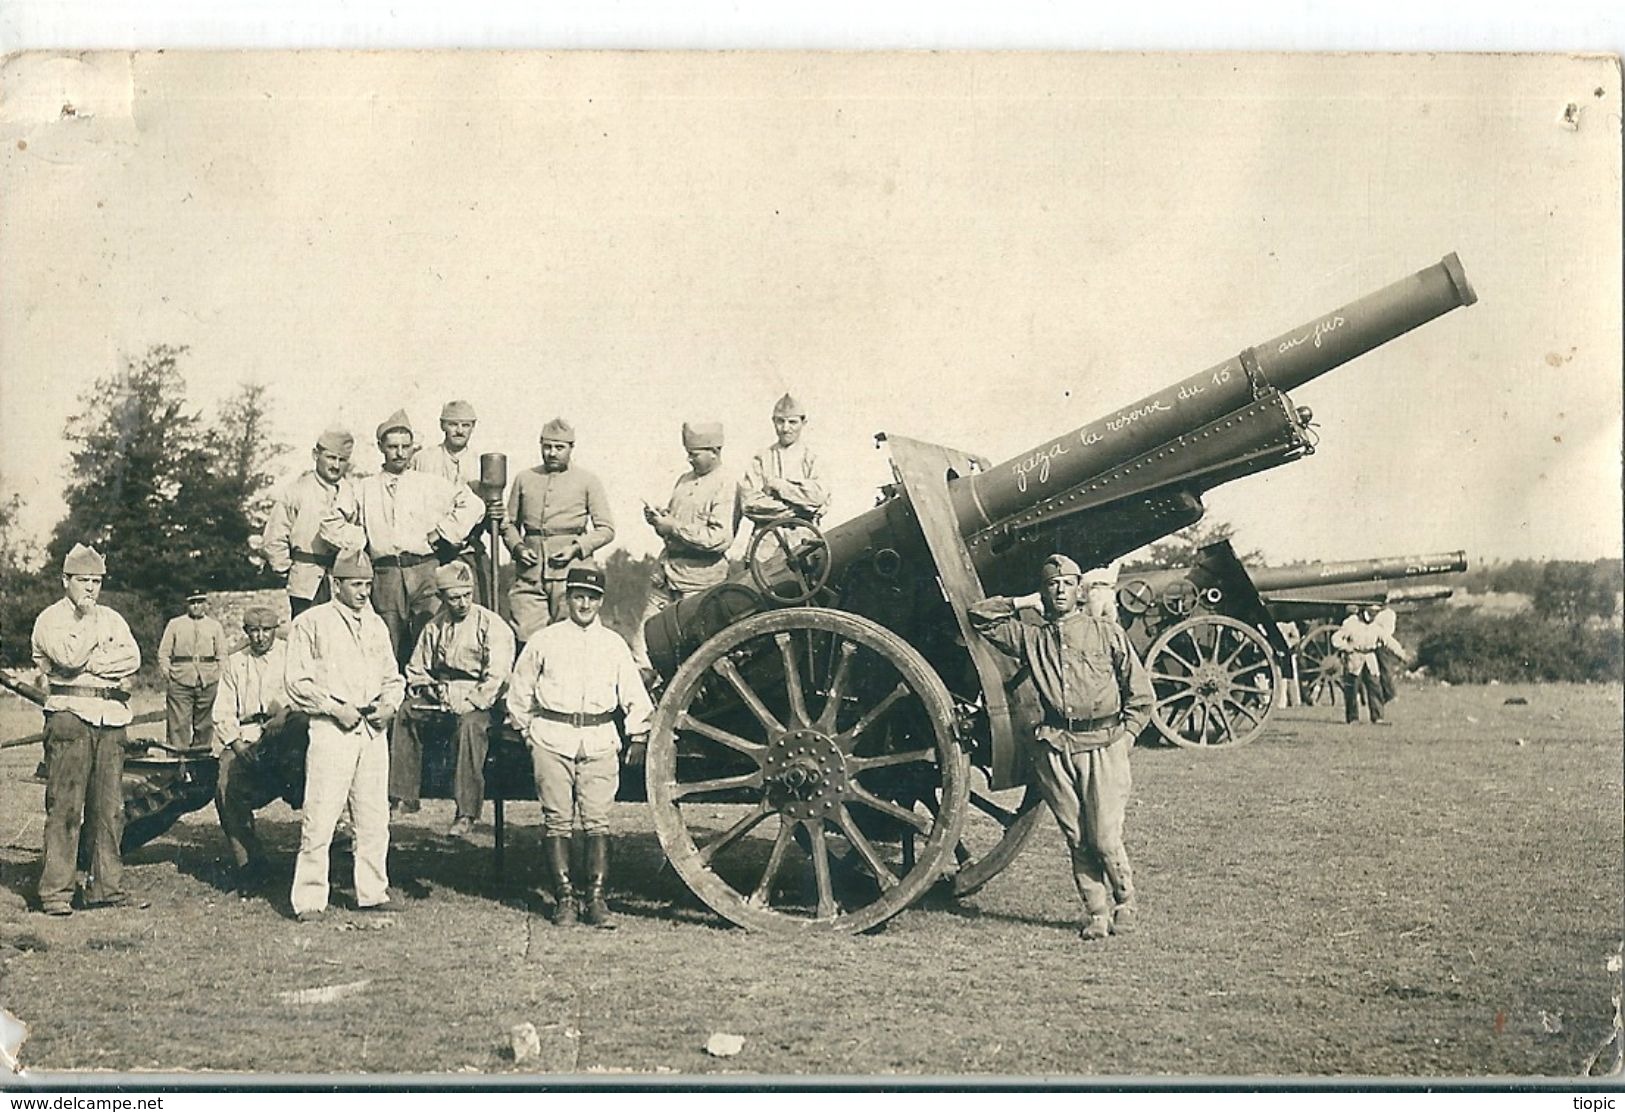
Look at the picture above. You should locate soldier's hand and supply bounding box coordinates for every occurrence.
[623,737,648,768]
[331,704,364,731]
[547,542,580,568]
[485,500,506,525]
[514,545,540,567]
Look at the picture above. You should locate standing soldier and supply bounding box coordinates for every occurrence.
[968,554,1154,942]
[391,561,516,832]
[738,393,829,529]
[211,606,307,895]
[261,427,365,618]
[1331,603,1405,726]
[30,544,144,916]
[157,590,228,752]
[284,549,404,920]
[412,399,494,609]
[631,421,741,672]
[505,564,653,928]
[500,418,616,641]
[345,409,484,669]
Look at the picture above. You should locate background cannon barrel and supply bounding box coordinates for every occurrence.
[949,254,1477,536]
[1250,550,1468,593]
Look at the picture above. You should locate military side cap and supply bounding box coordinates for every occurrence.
[315,427,355,455]
[375,409,414,442]
[440,399,477,422]
[331,548,374,579]
[681,421,724,450]
[1040,553,1083,582]
[772,393,806,418]
[540,417,576,444]
[62,543,107,576]
[564,563,606,596]
[434,561,475,592]
[243,606,280,629]
[1080,567,1116,588]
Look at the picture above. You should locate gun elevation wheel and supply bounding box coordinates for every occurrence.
[647,607,969,933]
[1146,615,1280,749]
[746,517,832,605]
[1295,622,1343,706]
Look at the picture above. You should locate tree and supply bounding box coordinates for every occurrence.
[207,382,289,535]
[48,345,279,604]
[1119,519,1265,572]
[1531,560,1620,625]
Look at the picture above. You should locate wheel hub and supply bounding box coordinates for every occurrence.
[762,728,849,820]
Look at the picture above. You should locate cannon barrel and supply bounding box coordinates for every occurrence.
[1250,550,1467,593]
[949,254,1476,536]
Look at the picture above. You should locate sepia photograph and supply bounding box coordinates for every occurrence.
[0,45,1620,1084]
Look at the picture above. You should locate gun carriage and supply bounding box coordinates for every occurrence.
[1,255,1477,934]
[1253,551,1467,703]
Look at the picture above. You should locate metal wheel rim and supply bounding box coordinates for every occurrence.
[1147,615,1280,749]
[647,607,969,933]
[945,773,1046,898]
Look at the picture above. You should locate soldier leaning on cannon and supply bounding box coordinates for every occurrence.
[30,544,146,916]
[157,589,227,753]
[501,418,616,641]
[211,605,308,896]
[390,561,516,833]
[284,548,404,922]
[261,426,363,618]
[968,555,1154,943]
[631,421,742,672]
[412,399,496,611]
[738,393,829,529]
[344,409,485,671]
[505,563,653,929]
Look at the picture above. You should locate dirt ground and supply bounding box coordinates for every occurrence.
[1,681,1620,1080]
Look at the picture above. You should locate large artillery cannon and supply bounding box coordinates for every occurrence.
[1110,548,1467,741]
[1254,550,1467,703]
[636,254,1477,933]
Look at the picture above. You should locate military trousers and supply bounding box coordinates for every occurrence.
[1342,669,1385,723]
[165,680,218,750]
[289,579,331,619]
[529,737,618,838]
[38,711,127,911]
[292,717,390,915]
[1030,728,1134,917]
[508,577,567,643]
[371,561,440,670]
[389,705,493,819]
[215,715,307,870]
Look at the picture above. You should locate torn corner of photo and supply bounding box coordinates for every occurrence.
[0,51,137,141]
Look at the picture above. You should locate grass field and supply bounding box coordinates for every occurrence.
[1,682,1620,1080]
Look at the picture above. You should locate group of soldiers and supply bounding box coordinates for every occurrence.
[20,389,1403,941]
[25,393,832,929]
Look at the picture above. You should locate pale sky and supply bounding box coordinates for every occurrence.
[1,52,1619,568]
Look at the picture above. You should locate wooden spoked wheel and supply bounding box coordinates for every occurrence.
[1146,615,1280,749]
[943,769,1046,898]
[1295,623,1343,706]
[647,608,969,934]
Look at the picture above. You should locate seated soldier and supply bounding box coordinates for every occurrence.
[211,606,310,895]
[390,561,516,836]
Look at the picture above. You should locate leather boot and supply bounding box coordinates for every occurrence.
[582,834,615,929]
[544,835,577,926]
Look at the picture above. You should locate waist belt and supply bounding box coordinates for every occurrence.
[291,549,337,568]
[372,552,431,568]
[1042,711,1119,733]
[49,683,130,704]
[431,669,481,683]
[536,707,617,728]
[523,526,585,538]
[169,656,219,663]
